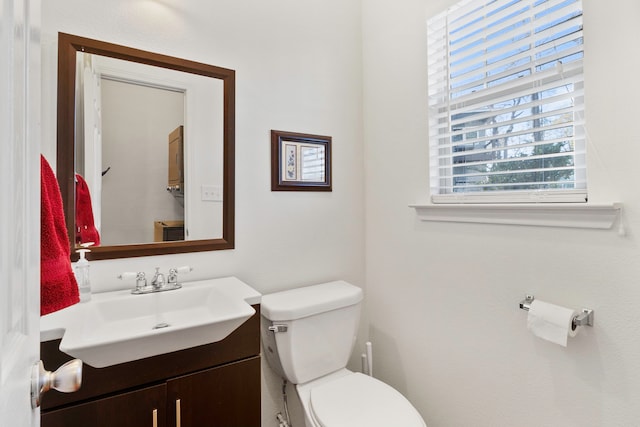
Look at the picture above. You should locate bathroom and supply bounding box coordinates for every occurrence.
[2,0,640,425]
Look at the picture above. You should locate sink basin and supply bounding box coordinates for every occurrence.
[41,277,261,368]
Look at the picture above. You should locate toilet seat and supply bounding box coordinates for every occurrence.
[309,372,426,427]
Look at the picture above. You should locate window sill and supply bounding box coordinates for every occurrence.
[409,202,622,230]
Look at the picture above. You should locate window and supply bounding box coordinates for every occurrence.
[427,0,585,203]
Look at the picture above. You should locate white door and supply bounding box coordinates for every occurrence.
[81,57,103,231]
[0,0,41,425]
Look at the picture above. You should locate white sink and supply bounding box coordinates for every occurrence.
[41,277,261,368]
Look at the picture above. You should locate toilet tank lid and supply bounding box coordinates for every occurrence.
[261,281,363,321]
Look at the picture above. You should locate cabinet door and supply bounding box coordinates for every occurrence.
[42,383,167,427]
[167,356,260,427]
[168,125,184,187]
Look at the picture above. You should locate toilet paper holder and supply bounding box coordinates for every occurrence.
[519,295,594,330]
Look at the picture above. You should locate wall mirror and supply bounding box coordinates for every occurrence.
[57,33,235,260]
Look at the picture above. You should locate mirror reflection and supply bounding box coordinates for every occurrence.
[58,33,235,260]
[100,77,185,245]
[74,53,224,246]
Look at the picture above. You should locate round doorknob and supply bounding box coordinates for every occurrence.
[31,359,83,408]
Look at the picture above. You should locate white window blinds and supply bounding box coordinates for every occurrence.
[427,0,585,203]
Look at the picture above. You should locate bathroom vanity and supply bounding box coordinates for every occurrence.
[40,304,261,427]
[39,276,262,427]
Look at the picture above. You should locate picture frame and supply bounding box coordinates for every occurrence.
[271,130,332,191]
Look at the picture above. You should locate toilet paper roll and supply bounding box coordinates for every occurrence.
[526,300,578,347]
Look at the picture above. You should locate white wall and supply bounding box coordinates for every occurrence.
[363,0,640,426]
[41,1,364,426]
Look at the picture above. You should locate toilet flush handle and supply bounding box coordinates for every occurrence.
[268,324,288,333]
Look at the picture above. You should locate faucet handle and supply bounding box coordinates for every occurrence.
[117,272,138,280]
[168,266,192,286]
[175,266,192,274]
[119,271,148,292]
[168,268,177,285]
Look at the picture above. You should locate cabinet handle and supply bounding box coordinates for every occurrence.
[153,409,158,427]
[176,399,181,427]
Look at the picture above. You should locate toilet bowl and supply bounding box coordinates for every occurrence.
[261,281,426,427]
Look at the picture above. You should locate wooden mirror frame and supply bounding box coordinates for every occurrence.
[57,33,235,261]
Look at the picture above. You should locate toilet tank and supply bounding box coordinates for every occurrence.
[261,281,363,384]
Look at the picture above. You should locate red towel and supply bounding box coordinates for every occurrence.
[41,155,79,315]
[75,173,100,246]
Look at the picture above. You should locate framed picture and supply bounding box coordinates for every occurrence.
[271,130,332,191]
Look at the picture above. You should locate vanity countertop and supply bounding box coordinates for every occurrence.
[41,276,262,342]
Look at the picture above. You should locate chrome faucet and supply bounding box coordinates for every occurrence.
[119,266,191,295]
[151,267,165,289]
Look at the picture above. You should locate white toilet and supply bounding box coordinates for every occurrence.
[261,280,426,427]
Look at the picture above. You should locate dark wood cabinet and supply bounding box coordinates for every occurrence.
[41,305,261,427]
[168,125,184,189]
[167,357,261,427]
[42,383,167,427]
